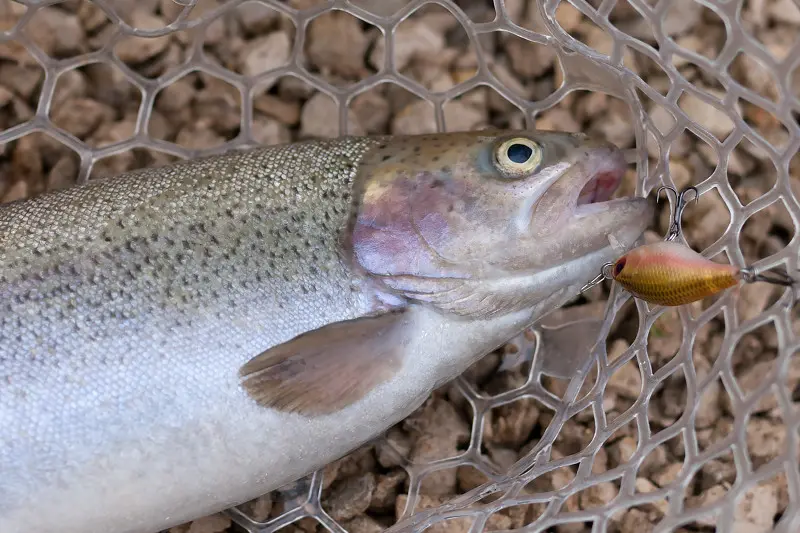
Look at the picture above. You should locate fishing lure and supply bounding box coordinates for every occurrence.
[582,186,797,307]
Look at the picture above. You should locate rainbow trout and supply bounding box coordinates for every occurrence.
[0,130,651,533]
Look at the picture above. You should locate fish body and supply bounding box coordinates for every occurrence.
[611,240,740,306]
[0,130,651,533]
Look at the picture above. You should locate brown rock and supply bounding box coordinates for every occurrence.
[652,462,683,487]
[254,93,301,126]
[376,427,411,468]
[535,108,580,132]
[746,418,786,467]
[607,360,642,399]
[175,122,225,150]
[324,473,376,522]
[52,98,114,139]
[579,481,617,509]
[343,516,384,533]
[27,7,85,57]
[2,180,28,203]
[369,21,445,72]
[735,483,778,529]
[350,90,390,134]
[306,12,369,79]
[300,92,363,138]
[252,116,291,146]
[240,32,291,80]
[504,37,555,79]
[240,494,272,522]
[237,1,280,35]
[395,495,471,533]
[0,62,44,101]
[484,398,539,448]
[52,70,89,109]
[443,100,487,131]
[187,514,231,533]
[369,470,406,512]
[391,100,437,135]
[619,509,654,533]
[47,155,78,192]
[115,12,170,64]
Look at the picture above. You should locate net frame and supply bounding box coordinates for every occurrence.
[1,0,798,532]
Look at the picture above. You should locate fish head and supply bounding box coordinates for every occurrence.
[348,130,653,318]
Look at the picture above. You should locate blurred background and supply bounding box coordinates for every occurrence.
[0,0,798,532]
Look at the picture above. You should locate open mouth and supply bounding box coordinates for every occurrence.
[576,168,624,206]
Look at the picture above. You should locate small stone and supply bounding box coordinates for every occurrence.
[343,516,384,533]
[612,436,637,467]
[652,462,683,487]
[395,495,471,533]
[370,470,406,512]
[253,93,301,125]
[240,32,291,79]
[324,472,376,522]
[350,90,390,134]
[484,398,539,448]
[746,418,786,467]
[535,108,580,132]
[663,0,703,36]
[443,101,487,131]
[607,360,642,399]
[187,514,231,533]
[156,77,196,114]
[175,122,225,150]
[78,1,110,32]
[768,0,800,24]
[504,37,555,79]
[45,155,77,192]
[241,494,273,522]
[237,1,280,35]
[278,77,315,101]
[52,98,114,139]
[735,483,778,529]
[306,12,369,79]
[634,478,669,516]
[700,459,737,491]
[27,7,85,57]
[376,427,411,468]
[391,100,437,135]
[679,89,738,139]
[194,79,241,133]
[456,465,489,493]
[2,180,28,203]
[252,116,291,146]
[619,509,654,533]
[115,12,170,64]
[369,21,445,72]
[300,92,363,138]
[695,379,721,429]
[579,481,617,509]
[0,63,44,101]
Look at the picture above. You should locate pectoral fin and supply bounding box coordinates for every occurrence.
[239,309,410,417]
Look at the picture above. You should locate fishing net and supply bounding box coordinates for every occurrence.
[1,0,798,531]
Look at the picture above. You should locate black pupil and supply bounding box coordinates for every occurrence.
[507,143,533,164]
[614,259,626,276]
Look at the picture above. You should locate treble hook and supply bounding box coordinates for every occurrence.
[656,185,699,241]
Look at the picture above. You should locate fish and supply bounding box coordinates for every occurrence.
[0,130,652,533]
[609,239,795,307]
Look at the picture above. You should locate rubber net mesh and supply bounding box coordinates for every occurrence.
[1,0,799,532]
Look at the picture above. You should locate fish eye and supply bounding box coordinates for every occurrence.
[614,258,626,277]
[494,137,543,179]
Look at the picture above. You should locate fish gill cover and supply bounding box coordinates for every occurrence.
[0,0,798,532]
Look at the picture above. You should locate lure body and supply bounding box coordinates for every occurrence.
[611,240,741,306]
[0,131,652,533]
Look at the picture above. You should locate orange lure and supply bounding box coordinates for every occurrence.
[608,240,741,306]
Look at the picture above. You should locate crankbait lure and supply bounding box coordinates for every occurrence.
[582,186,797,307]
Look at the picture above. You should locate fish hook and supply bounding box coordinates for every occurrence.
[656,185,699,241]
[580,262,615,293]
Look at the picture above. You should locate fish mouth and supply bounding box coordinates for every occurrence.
[575,148,627,213]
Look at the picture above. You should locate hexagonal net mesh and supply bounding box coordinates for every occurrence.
[1,0,799,531]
